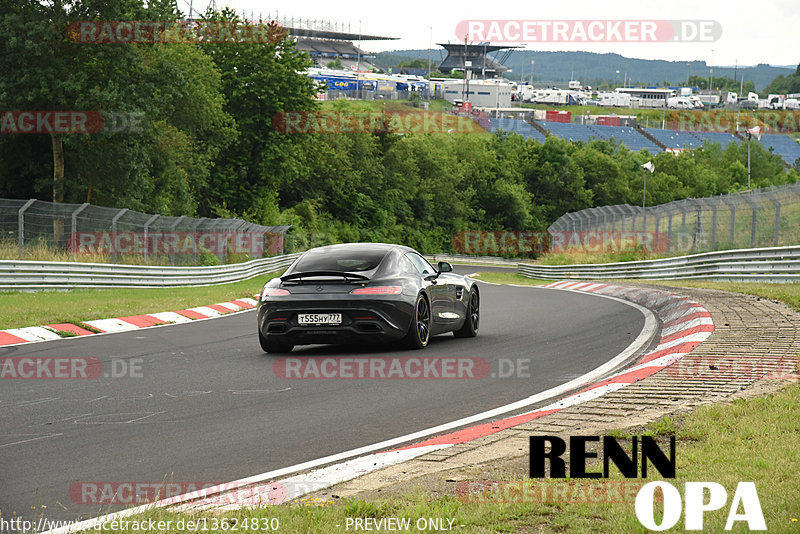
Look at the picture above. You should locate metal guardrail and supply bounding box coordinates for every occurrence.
[0,254,300,290]
[518,246,800,283]
[429,253,518,266]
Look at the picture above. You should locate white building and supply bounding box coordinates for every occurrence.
[441,80,513,108]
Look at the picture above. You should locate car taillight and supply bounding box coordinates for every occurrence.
[261,287,291,300]
[350,286,402,295]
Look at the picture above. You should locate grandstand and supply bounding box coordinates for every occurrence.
[537,121,660,154]
[496,119,800,163]
[437,43,520,78]
[538,122,595,143]
[760,134,800,167]
[295,38,369,70]
[587,125,660,154]
[644,128,704,149]
[689,131,740,149]
[279,21,398,71]
[487,118,546,142]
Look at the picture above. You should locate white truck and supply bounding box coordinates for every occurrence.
[767,94,786,109]
[530,89,582,105]
[515,84,535,103]
[667,96,695,109]
[597,91,634,107]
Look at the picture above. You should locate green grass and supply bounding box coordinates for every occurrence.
[0,274,281,330]
[471,271,550,286]
[645,280,800,313]
[0,239,255,266]
[535,250,655,265]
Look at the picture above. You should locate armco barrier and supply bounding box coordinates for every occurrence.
[0,254,300,290]
[518,245,800,283]
[429,253,518,266]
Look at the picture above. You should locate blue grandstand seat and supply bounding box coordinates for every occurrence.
[490,121,800,165]
[688,131,741,149]
[760,134,800,167]
[644,128,703,149]
[540,122,659,154]
[539,121,596,143]
[588,125,661,154]
[488,118,546,143]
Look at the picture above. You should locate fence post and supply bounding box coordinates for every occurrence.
[191,217,206,264]
[690,200,705,252]
[720,195,736,248]
[653,208,660,252]
[767,193,781,246]
[110,208,129,262]
[17,199,36,256]
[743,195,758,248]
[709,198,718,249]
[666,211,673,253]
[169,215,186,265]
[143,214,159,263]
[680,206,687,237]
[70,202,90,259]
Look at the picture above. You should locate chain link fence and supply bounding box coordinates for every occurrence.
[548,183,800,254]
[0,198,290,265]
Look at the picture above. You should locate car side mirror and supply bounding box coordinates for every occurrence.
[437,261,453,273]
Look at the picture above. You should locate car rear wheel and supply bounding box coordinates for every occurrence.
[403,294,430,349]
[454,288,479,338]
[259,329,294,353]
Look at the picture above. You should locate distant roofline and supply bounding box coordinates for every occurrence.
[286,27,398,41]
[436,43,523,52]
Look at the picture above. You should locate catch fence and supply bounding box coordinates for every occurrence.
[548,183,800,254]
[0,198,290,264]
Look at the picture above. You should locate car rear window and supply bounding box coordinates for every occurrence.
[292,248,390,273]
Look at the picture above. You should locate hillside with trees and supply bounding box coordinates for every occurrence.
[375,50,792,92]
[1,2,798,255]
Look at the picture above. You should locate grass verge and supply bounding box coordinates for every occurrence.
[647,280,800,313]
[0,274,281,330]
[471,271,550,286]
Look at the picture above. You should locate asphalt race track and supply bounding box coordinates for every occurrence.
[0,267,647,522]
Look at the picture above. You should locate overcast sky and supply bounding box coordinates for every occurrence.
[200,0,797,67]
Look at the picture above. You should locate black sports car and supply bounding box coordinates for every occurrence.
[257,243,480,353]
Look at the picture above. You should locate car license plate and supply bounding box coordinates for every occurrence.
[298,313,342,325]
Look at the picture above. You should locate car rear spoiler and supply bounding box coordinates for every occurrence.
[280,270,371,283]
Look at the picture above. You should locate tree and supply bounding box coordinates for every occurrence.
[199,8,318,218]
[763,62,800,95]
[0,0,237,217]
[326,58,343,69]
[0,0,155,205]
[397,59,428,69]
[686,75,708,90]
